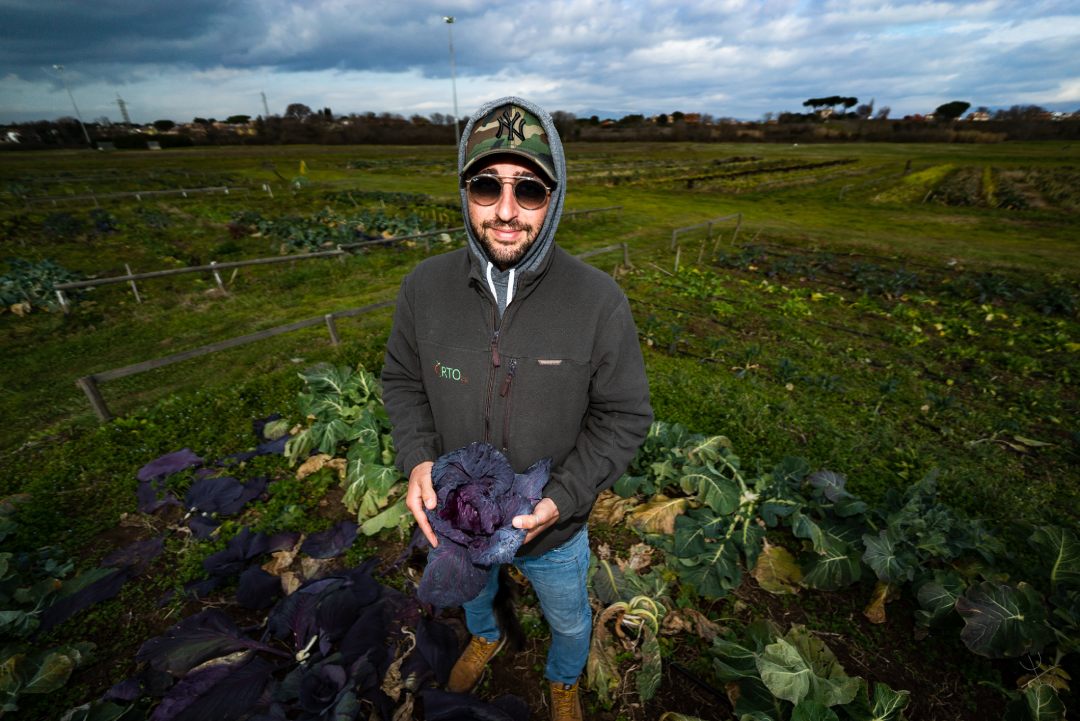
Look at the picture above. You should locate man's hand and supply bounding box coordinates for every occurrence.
[512,498,560,545]
[406,461,438,547]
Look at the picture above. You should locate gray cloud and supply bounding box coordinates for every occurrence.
[1,0,1077,122]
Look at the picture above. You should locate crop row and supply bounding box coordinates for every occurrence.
[868,164,1080,211]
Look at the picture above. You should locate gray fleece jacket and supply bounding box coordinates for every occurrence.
[381,97,652,556]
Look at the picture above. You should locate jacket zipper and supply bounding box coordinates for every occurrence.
[483,326,500,444]
[499,358,518,453]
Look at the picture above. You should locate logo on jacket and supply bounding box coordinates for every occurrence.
[434,361,468,384]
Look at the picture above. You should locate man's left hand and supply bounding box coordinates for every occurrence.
[512,498,560,544]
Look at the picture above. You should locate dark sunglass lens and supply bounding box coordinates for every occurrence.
[515,179,547,209]
[469,176,501,204]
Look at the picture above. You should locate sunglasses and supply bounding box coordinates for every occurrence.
[465,174,552,210]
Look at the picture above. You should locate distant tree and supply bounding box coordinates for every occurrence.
[803,96,856,117]
[589,115,599,125]
[225,115,251,124]
[409,114,430,126]
[550,111,577,138]
[193,117,210,125]
[762,111,775,122]
[322,107,332,120]
[656,113,669,126]
[616,114,645,127]
[993,104,1048,121]
[934,101,971,121]
[429,112,448,126]
[856,100,874,119]
[285,103,313,120]
[874,106,891,120]
[671,111,685,123]
[153,119,175,131]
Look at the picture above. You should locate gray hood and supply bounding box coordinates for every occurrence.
[458,96,566,316]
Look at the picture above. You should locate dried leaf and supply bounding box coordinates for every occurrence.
[280,572,302,596]
[261,545,301,577]
[863,580,894,624]
[586,605,623,708]
[626,495,689,535]
[619,543,655,573]
[751,541,802,596]
[590,490,636,526]
[660,608,722,642]
[295,453,343,481]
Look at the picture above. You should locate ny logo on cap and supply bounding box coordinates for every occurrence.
[496,108,526,142]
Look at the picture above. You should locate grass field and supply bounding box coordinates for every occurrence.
[1,140,1077,720]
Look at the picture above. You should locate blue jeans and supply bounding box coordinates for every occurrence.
[462,528,591,686]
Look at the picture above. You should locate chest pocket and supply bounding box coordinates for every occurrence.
[501,356,591,466]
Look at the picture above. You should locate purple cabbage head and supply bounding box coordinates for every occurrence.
[418,442,549,608]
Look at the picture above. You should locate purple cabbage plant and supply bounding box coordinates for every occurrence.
[418,442,550,608]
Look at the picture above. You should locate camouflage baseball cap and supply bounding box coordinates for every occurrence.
[462,104,556,184]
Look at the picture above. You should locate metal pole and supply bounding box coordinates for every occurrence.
[444,17,461,147]
[53,65,92,146]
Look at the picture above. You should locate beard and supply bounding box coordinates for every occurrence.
[473,218,539,270]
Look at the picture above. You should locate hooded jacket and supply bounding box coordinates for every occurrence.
[381,96,652,556]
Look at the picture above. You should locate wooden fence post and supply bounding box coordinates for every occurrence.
[325,314,341,346]
[77,376,111,422]
[622,242,630,268]
[210,261,226,293]
[125,263,142,303]
[712,231,724,254]
[674,246,681,273]
[56,290,70,314]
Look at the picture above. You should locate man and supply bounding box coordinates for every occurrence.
[381,96,652,721]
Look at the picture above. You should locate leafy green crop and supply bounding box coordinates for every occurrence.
[711,620,910,720]
[0,258,84,313]
[285,363,408,535]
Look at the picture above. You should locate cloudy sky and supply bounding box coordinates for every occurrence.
[1,0,1078,124]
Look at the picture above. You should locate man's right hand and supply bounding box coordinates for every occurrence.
[406,461,438,547]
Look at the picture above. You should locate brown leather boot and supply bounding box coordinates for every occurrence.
[446,636,506,693]
[549,680,584,721]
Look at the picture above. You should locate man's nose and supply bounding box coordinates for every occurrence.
[495,182,517,219]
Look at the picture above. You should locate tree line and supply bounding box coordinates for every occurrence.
[3,99,1077,150]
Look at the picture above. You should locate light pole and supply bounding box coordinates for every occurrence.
[443,16,461,147]
[52,64,92,146]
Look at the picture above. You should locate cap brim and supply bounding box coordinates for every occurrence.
[462,148,556,185]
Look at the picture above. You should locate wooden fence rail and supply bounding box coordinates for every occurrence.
[53,206,622,310]
[670,212,743,272]
[73,233,631,422]
[22,185,267,206]
[76,300,395,422]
